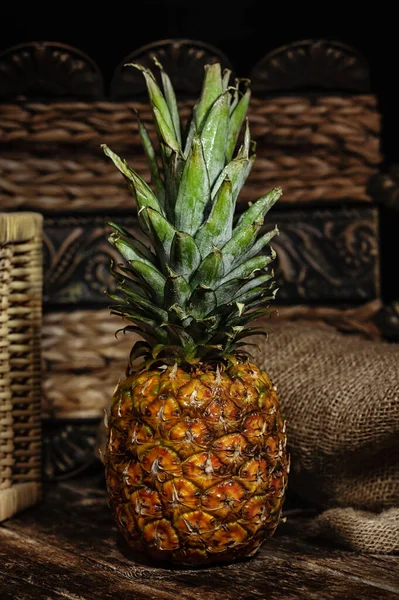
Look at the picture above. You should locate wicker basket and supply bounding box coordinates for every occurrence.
[0,39,382,212]
[41,303,383,419]
[0,212,43,521]
[0,95,381,211]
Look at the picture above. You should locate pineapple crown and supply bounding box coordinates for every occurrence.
[102,61,281,369]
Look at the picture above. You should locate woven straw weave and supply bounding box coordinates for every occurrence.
[252,321,399,554]
[0,213,43,521]
[0,95,381,211]
[41,310,133,418]
[41,302,382,418]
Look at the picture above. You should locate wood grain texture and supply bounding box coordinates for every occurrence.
[0,477,398,600]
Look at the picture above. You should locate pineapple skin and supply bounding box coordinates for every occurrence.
[105,362,288,566]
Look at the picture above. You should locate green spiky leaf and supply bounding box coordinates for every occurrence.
[115,286,168,323]
[170,232,201,280]
[127,63,178,150]
[222,68,232,91]
[212,155,255,205]
[102,145,163,218]
[195,177,233,258]
[137,115,165,206]
[153,58,182,147]
[153,106,181,154]
[195,63,223,131]
[231,273,274,300]
[129,260,166,305]
[200,90,230,186]
[190,248,224,290]
[108,222,155,263]
[174,136,210,234]
[235,187,282,232]
[146,207,176,264]
[221,219,264,270]
[109,234,155,269]
[164,269,191,309]
[189,287,217,319]
[104,60,282,366]
[164,151,185,222]
[226,86,251,162]
[220,254,273,285]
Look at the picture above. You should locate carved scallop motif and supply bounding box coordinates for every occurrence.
[0,41,104,100]
[250,39,370,94]
[111,38,233,100]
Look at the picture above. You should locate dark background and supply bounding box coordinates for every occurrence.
[1,1,397,301]
[1,1,396,165]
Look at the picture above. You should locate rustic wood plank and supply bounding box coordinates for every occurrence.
[7,486,397,593]
[2,523,397,600]
[265,517,399,592]
[0,528,175,600]
[1,479,398,600]
[39,479,399,592]
[0,572,72,600]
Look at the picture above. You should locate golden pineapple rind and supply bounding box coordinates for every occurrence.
[105,362,288,565]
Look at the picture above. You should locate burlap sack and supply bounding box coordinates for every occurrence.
[252,321,399,554]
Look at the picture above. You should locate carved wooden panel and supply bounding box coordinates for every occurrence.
[0,39,371,101]
[42,418,100,481]
[272,207,380,301]
[42,207,380,306]
[250,39,370,94]
[368,166,399,309]
[110,39,233,100]
[43,215,125,305]
[369,165,399,211]
[0,42,104,100]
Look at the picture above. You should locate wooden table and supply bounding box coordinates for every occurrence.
[1,473,398,600]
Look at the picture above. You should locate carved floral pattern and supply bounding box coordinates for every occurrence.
[43,208,380,306]
[43,219,120,304]
[272,209,379,300]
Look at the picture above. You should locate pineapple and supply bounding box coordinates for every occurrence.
[102,61,288,566]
